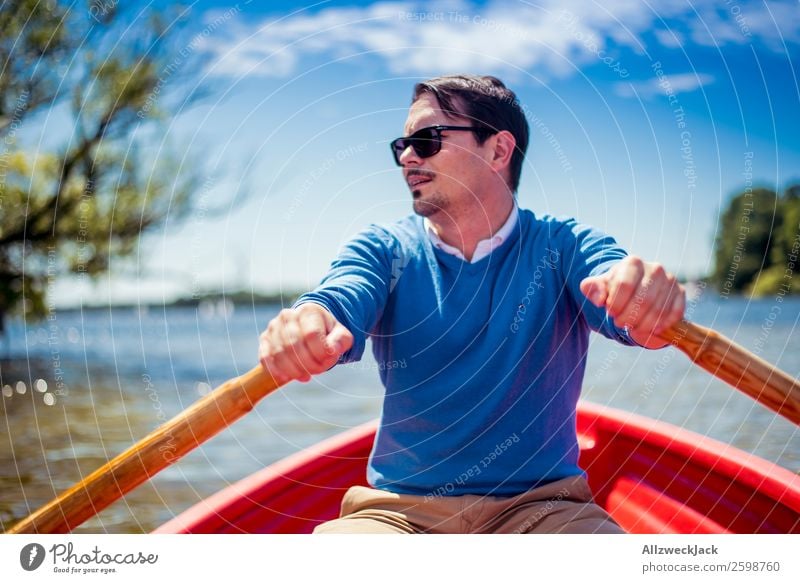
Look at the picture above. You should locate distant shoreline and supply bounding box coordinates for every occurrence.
[49,291,306,313]
[23,283,800,315]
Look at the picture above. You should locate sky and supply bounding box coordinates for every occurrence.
[48,0,800,306]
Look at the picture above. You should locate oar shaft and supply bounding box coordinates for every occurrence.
[9,366,279,534]
[659,320,800,426]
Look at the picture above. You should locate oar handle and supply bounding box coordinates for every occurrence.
[658,320,800,426]
[9,366,280,534]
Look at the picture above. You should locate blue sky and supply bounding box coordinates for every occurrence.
[51,0,800,305]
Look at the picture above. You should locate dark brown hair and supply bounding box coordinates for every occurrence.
[413,75,529,192]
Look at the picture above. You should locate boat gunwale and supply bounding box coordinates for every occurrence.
[155,401,800,534]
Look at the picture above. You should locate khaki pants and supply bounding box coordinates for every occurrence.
[314,475,624,534]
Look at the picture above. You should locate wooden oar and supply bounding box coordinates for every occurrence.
[8,366,281,534]
[8,319,800,534]
[657,320,800,426]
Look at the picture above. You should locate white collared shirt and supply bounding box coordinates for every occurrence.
[424,202,519,264]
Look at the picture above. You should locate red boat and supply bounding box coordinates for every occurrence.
[155,401,800,534]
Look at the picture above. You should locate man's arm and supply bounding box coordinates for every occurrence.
[580,255,686,349]
[258,225,394,383]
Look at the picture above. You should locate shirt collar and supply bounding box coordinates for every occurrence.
[424,201,519,264]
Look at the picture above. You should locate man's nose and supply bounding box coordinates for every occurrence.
[399,144,421,167]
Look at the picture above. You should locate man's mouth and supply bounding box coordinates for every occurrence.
[406,173,434,189]
[408,178,431,188]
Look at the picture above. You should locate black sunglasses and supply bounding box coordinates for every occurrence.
[390,125,492,166]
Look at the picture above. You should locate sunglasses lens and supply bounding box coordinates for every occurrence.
[391,128,441,164]
[391,139,410,163]
[410,128,439,157]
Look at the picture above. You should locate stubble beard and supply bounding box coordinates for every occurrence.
[412,189,448,218]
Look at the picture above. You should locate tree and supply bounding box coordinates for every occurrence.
[711,184,800,296]
[751,186,800,296]
[0,0,198,331]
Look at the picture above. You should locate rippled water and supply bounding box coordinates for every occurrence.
[1,293,798,533]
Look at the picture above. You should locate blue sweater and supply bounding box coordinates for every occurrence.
[295,209,637,496]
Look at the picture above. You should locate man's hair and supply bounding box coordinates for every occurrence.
[413,75,529,192]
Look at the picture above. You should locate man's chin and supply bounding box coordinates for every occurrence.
[412,200,441,218]
[412,192,446,218]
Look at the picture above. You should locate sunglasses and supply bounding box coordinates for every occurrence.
[390,125,492,166]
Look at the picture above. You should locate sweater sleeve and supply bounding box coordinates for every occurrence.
[292,225,394,363]
[557,218,640,346]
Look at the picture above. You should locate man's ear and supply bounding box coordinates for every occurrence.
[490,130,516,175]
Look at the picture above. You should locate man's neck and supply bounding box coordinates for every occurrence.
[426,195,515,262]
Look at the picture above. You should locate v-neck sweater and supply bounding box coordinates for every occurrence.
[295,209,637,496]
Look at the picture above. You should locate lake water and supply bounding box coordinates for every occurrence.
[1,293,798,533]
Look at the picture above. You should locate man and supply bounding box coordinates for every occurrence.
[258,75,685,534]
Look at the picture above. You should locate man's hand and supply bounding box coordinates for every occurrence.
[258,303,354,384]
[579,256,685,349]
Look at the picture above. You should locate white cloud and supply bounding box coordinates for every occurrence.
[196,0,799,81]
[653,27,684,49]
[614,73,715,99]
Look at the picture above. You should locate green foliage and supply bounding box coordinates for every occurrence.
[711,184,800,297]
[0,1,197,329]
[749,265,800,297]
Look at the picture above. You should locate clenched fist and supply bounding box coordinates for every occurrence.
[580,256,685,349]
[258,303,354,384]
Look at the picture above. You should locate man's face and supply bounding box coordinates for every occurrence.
[399,94,492,219]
